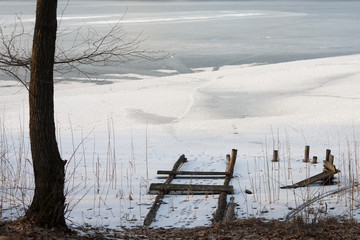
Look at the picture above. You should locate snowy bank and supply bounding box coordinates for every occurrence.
[1,54,360,228]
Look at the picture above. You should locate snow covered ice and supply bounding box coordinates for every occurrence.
[1,0,360,229]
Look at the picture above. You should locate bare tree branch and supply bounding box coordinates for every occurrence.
[0,16,32,87]
[55,21,167,68]
[0,14,168,89]
[0,67,30,92]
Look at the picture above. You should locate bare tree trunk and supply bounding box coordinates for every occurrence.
[25,0,66,227]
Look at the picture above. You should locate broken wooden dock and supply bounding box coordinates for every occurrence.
[281,149,340,189]
[144,149,237,226]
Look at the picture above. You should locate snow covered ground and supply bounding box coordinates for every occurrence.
[1,0,360,230]
[2,54,360,228]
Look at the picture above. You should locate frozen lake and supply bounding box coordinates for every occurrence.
[0,0,359,75]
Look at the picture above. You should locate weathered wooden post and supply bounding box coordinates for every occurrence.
[229,149,237,175]
[324,154,335,183]
[225,150,237,175]
[326,149,331,162]
[224,197,235,221]
[304,145,310,162]
[213,149,237,223]
[312,156,318,164]
[272,150,278,162]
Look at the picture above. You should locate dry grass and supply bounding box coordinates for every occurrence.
[1,217,360,239]
[2,117,360,230]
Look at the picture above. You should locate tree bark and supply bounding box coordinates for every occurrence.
[25,0,66,227]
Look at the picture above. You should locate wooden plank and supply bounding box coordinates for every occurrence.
[280,170,336,189]
[157,170,230,176]
[144,154,187,226]
[149,183,233,193]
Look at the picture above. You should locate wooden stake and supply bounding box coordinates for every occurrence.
[326,149,331,162]
[312,156,318,164]
[224,197,235,221]
[304,145,310,162]
[226,149,237,176]
[272,150,278,162]
[228,149,237,176]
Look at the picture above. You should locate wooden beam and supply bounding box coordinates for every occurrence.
[157,170,230,176]
[144,154,187,226]
[149,183,233,194]
[280,170,336,189]
[164,155,188,180]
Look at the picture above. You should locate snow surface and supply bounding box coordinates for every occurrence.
[1,0,360,230]
[1,54,360,228]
